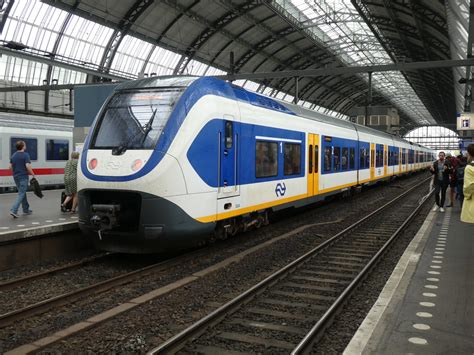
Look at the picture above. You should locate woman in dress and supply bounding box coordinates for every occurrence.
[61,151,79,213]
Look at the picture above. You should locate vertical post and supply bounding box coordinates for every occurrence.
[229,51,234,82]
[69,88,73,112]
[24,91,28,111]
[365,71,373,125]
[294,77,299,104]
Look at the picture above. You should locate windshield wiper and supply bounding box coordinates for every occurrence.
[112,108,158,156]
[140,108,157,145]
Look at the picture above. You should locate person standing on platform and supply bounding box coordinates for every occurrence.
[461,144,474,223]
[430,151,452,213]
[446,153,458,207]
[9,140,35,218]
[61,151,79,213]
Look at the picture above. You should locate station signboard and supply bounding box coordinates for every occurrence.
[458,113,474,130]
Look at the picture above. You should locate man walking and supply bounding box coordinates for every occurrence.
[430,151,452,212]
[9,140,35,218]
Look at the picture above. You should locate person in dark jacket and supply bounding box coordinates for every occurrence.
[9,140,35,218]
[430,151,452,212]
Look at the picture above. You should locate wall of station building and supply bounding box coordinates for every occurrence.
[73,83,117,148]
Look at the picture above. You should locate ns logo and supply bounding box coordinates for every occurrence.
[275,182,287,197]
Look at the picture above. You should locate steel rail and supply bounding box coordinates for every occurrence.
[292,182,434,353]
[0,250,202,328]
[148,176,432,354]
[0,253,111,292]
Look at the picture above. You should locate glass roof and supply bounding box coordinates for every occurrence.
[278,0,436,125]
[0,0,463,125]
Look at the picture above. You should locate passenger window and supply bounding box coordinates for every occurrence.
[309,145,313,174]
[324,146,332,172]
[284,143,301,176]
[255,141,278,178]
[359,148,365,169]
[349,147,355,170]
[46,139,69,161]
[225,121,233,149]
[333,147,340,171]
[314,145,319,173]
[342,147,348,170]
[10,137,38,160]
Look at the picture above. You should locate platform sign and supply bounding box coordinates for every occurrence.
[458,113,473,130]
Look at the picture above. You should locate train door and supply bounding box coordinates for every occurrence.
[307,133,320,197]
[406,149,409,172]
[370,143,375,180]
[384,145,388,176]
[218,116,240,198]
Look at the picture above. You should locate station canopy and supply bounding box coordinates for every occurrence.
[0,0,470,130]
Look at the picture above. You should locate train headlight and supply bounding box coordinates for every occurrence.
[131,159,143,171]
[88,158,98,170]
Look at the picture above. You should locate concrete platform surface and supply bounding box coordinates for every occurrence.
[345,204,474,354]
[0,190,78,241]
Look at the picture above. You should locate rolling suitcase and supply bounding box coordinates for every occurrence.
[61,191,73,212]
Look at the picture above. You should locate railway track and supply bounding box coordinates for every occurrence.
[0,253,111,291]
[0,251,201,328]
[149,177,433,354]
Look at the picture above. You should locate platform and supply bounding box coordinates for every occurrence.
[0,190,78,242]
[345,202,474,354]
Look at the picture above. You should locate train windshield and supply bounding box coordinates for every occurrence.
[91,88,184,152]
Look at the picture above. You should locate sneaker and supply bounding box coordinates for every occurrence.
[440,207,445,213]
[23,210,33,215]
[446,204,453,208]
[432,206,439,212]
[9,211,19,218]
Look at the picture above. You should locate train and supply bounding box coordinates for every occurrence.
[77,76,434,253]
[0,112,73,192]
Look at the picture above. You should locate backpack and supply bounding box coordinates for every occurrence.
[456,165,465,180]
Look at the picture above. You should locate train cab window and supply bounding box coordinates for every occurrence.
[349,147,355,170]
[333,147,340,171]
[10,137,38,160]
[46,139,69,161]
[341,147,348,170]
[284,143,301,176]
[324,146,332,172]
[225,121,233,149]
[256,141,278,178]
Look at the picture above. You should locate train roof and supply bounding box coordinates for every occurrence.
[112,76,431,150]
[0,112,73,132]
[115,76,199,91]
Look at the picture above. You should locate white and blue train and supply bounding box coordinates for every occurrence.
[78,76,434,253]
